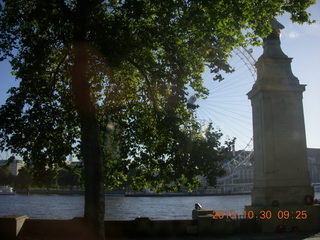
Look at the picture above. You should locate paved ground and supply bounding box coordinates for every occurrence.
[117,232,320,240]
[19,233,320,240]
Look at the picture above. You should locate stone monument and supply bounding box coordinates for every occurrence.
[246,19,320,232]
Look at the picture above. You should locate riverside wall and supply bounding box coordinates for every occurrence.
[1,213,320,240]
[0,215,261,240]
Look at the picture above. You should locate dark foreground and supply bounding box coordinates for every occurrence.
[18,232,320,240]
[126,232,320,240]
[2,215,320,240]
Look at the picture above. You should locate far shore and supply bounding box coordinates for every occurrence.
[14,189,251,197]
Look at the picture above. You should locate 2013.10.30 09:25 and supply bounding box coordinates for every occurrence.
[211,210,308,220]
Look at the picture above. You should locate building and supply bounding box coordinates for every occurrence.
[307,148,320,184]
[215,148,320,194]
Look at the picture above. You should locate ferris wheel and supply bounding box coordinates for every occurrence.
[194,46,257,152]
[191,46,257,179]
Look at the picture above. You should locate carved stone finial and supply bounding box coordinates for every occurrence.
[262,19,287,58]
[270,18,285,31]
[266,19,285,40]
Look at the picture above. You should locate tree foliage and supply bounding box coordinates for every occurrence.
[0,165,14,185]
[0,0,315,239]
[15,166,33,190]
[57,168,81,189]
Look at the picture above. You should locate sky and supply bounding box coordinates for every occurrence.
[275,4,320,150]
[0,2,320,154]
[195,2,320,150]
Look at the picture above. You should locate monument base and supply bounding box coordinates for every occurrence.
[251,186,314,206]
[245,205,320,232]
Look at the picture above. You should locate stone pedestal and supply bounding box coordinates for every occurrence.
[247,20,314,208]
[245,19,319,232]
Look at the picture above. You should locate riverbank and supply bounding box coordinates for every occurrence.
[15,189,250,196]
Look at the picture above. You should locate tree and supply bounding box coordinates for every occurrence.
[0,0,315,239]
[0,165,14,186]
[15,167,33,190]
[57,168,81,189]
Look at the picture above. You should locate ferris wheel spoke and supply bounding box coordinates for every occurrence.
[204,102,249,107]
[208,77,251,94]
[203,105,252,122]
[204,105,251,114]
[205,99,250,105]
[202,108,250,132]
[196,46,256,152]
[202,109,251,124]
[209,74,251,92]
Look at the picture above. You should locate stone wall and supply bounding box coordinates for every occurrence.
[0,215,261,240]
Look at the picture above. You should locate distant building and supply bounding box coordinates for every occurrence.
[0,158,82,176]
[307,148,320,184]
[65,161,82,167]
[0,159,25,176]
[210,148,320,194]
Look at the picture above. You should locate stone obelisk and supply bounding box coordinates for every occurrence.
[245,20,320,232]
[247,20,314,208]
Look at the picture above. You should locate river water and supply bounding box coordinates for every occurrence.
[0,194,251,220]
[1,193,319,220]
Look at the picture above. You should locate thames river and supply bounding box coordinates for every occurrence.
[1,193,320,220]
[0,194,251,220]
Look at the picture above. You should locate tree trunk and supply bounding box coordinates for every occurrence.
[72,41,105,240]
[71,1,105,239]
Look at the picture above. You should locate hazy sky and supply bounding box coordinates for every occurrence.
[196,2,320,150]
[0,2,319,152]
[276,3,320,149]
